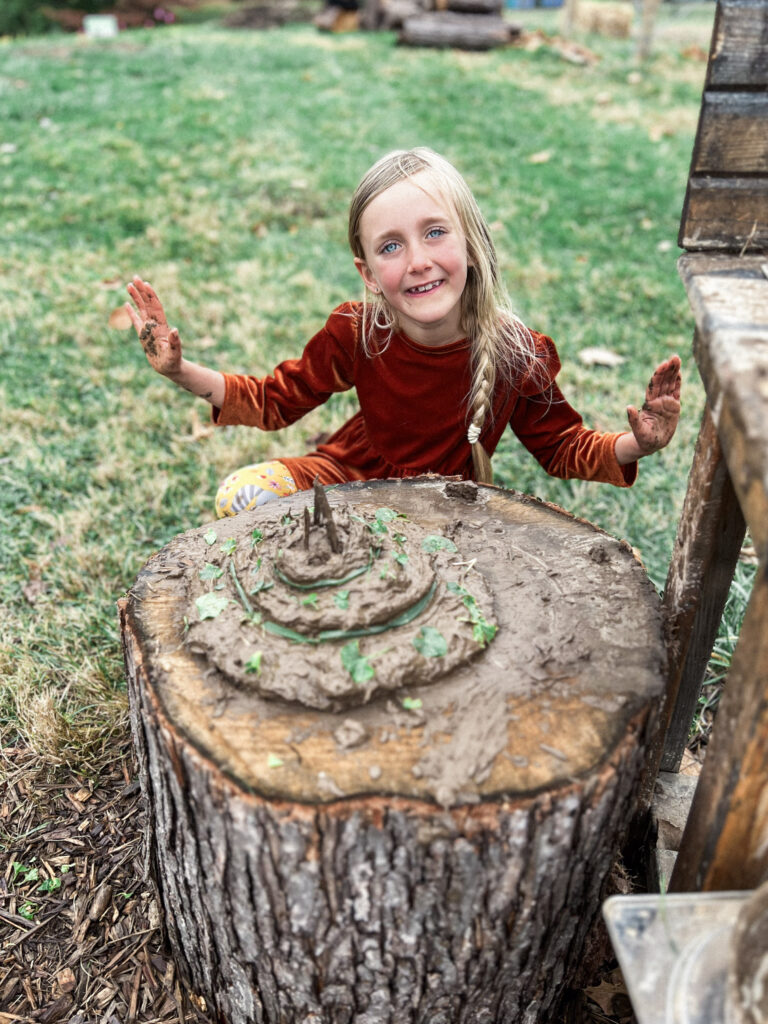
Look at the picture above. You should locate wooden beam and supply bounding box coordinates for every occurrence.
[706,0,768,89]
[679,177,768,252]
[678,253,768,564]
[691,93,768,176]
[670,566,768,891]
[657,403,745,774]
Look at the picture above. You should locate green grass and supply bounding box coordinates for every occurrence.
[0,8,753,762]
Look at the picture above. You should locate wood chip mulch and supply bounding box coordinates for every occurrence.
[0,744,212,1024]
[0,738,635,1024]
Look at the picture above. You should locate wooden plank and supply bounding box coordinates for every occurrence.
[658,404,745,773]
[707,0,768,89]
[692,92,768,175]
[679,177,768,251]
[678,254,768,563]
[670,567,768,891]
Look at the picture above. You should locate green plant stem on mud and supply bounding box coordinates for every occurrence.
[0,8,754,765]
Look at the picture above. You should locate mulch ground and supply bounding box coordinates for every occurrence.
[1,731,641,1024]
[0,743,212,1024]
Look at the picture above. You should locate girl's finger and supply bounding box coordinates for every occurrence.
[125,302,143,333]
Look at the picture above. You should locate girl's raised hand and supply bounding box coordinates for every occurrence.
[125,276,182,378]
[626,355,682,454]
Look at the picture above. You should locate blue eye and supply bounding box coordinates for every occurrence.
[381,241,399,254]
[427,227,446,239]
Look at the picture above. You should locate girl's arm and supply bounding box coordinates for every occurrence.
[125,277,226,409]
[615,355,682,466]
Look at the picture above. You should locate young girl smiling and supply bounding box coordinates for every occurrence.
[126,147,681,516]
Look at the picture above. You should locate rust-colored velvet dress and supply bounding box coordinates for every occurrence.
[212,303,636,492]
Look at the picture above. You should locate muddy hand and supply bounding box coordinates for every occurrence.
[626,354,682,454]
[125,276,182,377]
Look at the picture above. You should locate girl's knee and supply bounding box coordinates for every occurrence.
[215,460,298,518]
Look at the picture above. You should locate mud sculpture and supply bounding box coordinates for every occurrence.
[186,478,497,710]
[121,477,666,1024]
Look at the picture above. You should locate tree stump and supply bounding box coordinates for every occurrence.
[120,478,664,1024]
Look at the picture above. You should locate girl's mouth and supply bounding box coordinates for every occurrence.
[406,280,443,295]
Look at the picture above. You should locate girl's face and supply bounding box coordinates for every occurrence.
[354,173,470,347]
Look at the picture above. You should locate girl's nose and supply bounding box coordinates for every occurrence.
[408,244,432,274]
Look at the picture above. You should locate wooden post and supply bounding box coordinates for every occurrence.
[122,479,666,1023]
[670,569,768,891]
[655,401,745,775]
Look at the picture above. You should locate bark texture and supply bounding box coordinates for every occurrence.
[121,480,664,1023]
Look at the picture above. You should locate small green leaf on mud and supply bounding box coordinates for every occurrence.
[39,877,62,894]
[251,528,264,546]
[195,592,229,620]
[199,562,224,582]
[220,538,237,556]
[374,507,401,523]
[300,592,319,608]
[412,626,448,658]
[281,513,292,525]
[340,640,375,684]
[394,553,408,567]
[245,651,263,675]
[333,589,350,610]
[19,903,37,920]
[402,697,423,711]
[204,528,217,546]
[421,535,457,554]
[267,754,284,769]
[393,533,407,546]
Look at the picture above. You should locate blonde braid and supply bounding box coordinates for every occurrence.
[468,339,495,484]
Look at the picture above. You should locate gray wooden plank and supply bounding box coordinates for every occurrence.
[692,93,768,175]
[679,177,768,251]
[678,254,768,561]
[707,0,768,88]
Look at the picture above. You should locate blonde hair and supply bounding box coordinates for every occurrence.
[348,147,541,484]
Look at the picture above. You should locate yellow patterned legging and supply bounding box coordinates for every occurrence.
[215,460,299,518]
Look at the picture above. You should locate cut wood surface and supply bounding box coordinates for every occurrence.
[122,479,665,1023]
[678,254,768,564]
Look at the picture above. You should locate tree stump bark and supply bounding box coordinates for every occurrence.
[120,478,665,1024]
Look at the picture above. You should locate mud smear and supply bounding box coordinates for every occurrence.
[129,479,664,806]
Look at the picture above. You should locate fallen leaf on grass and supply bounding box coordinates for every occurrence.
[527,150,553,164]
[108,306,132,330]
[578,347,625,368]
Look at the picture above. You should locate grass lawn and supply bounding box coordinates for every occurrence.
[0,4,752,768]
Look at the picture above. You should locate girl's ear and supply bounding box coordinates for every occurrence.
[354,257,380,293]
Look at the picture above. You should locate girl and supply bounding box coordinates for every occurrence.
[125,147,681,517]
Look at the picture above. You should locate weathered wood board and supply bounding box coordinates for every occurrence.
[678,254,768,565]
[671,570,768,892]
[678,0,768,251]
[122,479,665,1023]
[706,0,768,88]
[655,405,745,776]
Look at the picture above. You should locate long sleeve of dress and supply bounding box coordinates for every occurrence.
[211,305,358,431]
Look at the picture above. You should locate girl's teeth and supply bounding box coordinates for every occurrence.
[411,282,439,293]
